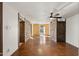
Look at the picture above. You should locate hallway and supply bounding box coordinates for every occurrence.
[12,37,78,56]
[0,2,79,56]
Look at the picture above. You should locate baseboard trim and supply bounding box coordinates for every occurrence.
[66,42,79,49]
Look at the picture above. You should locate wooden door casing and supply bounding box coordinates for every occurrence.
[0,2,3,55]
[20,21,25,43]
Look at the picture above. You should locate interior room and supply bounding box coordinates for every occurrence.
[0,2,79,56]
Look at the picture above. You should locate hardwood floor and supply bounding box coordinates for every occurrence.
[12,37,78,56]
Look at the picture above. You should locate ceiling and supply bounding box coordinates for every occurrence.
[8,2,72,23]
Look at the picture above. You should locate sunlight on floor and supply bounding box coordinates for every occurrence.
[40,35,46,44]
[38,48,43,53]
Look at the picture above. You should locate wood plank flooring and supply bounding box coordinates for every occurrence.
[12,37,78,56]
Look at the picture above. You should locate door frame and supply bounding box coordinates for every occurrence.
[56,18,66,42]
[18,13,25,47]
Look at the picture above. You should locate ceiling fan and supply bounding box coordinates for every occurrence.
[49,12,62,19]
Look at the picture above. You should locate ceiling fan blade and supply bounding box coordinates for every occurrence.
[54,13,60,17]
[53,17,62,18]
[49,11,62,19]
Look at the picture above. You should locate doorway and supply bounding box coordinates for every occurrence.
[19,20,25,46]
[40,25,45,35]
[39,25,46,44]
[57,21,66,42]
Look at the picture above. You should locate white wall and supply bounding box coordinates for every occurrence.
[66,13,79,48]
[3,3,19,56]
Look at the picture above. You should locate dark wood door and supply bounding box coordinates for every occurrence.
[57,21,66,42]
[20,21,25,43]
[0,2,3,55]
